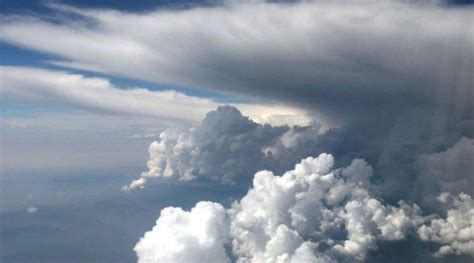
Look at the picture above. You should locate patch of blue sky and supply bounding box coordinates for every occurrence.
[0,0,215,15]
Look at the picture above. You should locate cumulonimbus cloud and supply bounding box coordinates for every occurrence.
[123,105,323,190]
[131,105,474,261]
[1,0,472,123]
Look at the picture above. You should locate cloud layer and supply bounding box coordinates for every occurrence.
[1,1,472,122]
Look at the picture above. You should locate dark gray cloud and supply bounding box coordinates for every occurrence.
[1,1,472,123]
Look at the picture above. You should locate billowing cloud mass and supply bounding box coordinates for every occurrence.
[418,193,474,257]
[123,105,322,190]
[138,153,473,262]
[132,106,473,261]
[1,1,472,123]
[229,154,424,262]
[135,201,230,263]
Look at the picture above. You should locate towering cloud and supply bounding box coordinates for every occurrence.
[132,105,474,261]
[2,0,471,262]
[123,106,322,190]
[418,193,474,257]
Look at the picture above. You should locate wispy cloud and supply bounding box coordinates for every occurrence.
[1,66,312,125]
[1,1,472,122]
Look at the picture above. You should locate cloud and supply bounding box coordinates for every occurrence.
[418,193,474,257]
[123,105,323,190]
[0,66,215,122]
[230,154,425,262]
[0,66,312,125]
[136,153,429,262]
[2,1,472,261]
[414,137,474,209]
[1,1,472,123]
[134,201,230,263]
[26,206,38,214]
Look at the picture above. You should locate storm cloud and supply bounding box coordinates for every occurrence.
[1,0,472,123]
[1,0,472,262]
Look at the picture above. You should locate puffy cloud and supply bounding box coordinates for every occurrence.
[134,201,230,263]
[418,193,474,257]
[123,105,322,190]
[136,154,429,262]
[230,154,424,262]
[1,1,472,123]
[26,206,38,215]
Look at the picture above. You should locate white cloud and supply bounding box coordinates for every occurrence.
[123,105,321,190]
[230,154,424,261]
[27,206,38,214]
[136,153,427,262]
[418,193,474,257]
[0,66,214,122]
[0,66,312,126]
[134,201,230,263]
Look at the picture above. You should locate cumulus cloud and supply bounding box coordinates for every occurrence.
[230,154,425,262]
[418,193,474,257]
[27,206,38,214]
[136,154,431,262]
[123,105,322,190]
[134,201,230,263]
[0,66,312,125]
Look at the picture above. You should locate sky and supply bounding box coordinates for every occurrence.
[0,0,473,262]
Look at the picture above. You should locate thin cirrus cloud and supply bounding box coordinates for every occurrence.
[1,1,472,122]
[0,66,313,125]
